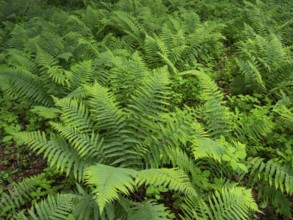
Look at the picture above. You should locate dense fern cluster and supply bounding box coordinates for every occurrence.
[0,0,292,219]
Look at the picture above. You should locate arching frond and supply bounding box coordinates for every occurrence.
[135,168,197,196]
[192,138,226,163]
[182,187,259,220]
[18,194,78,220]
[0,175,45,217]
[15,132,89,181]
[128,68,170,141]
[128,200,170,220]
[0,68,53,106]
[246,157,293,194]
[85,164,137,213]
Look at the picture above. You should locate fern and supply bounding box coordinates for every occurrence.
[136,168,197,196]
[246,157,293,194]
[128,200,170,220]
[0,67,53,106]
[18,194,78,220]
[0,175,45,217]
[15,132,89,181]
[85,164,137,213]
[180,70,232,138]
[182,187,259,220]
[86,164,196,213]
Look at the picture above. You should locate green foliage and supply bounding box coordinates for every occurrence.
[0,0,292,219]
[182,187,259,220]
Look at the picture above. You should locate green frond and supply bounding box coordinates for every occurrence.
[235,107,274,142]
[246,157,293,194]
[54,97,93,133]
[18,194,78,220]
[273,102,293,130]
[30,106,62,119]
[110,11,144,45]
[136,168,197,196]
[15,132,88,181]
[0,68,53,106]
[181,70,232,138]
[84,83,137,165]
[128,68,170,140]
[6,49,37,73]
[71,184,101,220]
[236,58,266,90]
[182,187,259,220]
[67,15,92,36]
[35,46,59,72]
[196,72,232,138]
[109,52,149,104]
[128,200,170,220]
[85,164,137,213]
[0,175,44,217]
[49,122,104,160]
[68,60,93,89]
[192,138,226,162]
[143,107,203,167]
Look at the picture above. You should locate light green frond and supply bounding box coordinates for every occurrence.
[84,83,136,165]
[0,175,45,217]
[85,164,137,213]
[144,107,203,167]
[18,194,78,220]
[182,187,259,220]
[128,68,170,140]
[196,72,232,138]
[68,60,93,89]
[0,68,53,106]
[136,168,197,196]
[235,107,274,142]
[16,132,88,181]
[30,106,62,119]
[247,157,293,194]
[50,122,104,159]
[128,200,170,220]
[192,138,226,162]
[54,97,94,133]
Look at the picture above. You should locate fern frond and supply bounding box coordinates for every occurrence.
[16,132,89,181]
[85,164,137,213]
[49,122,104,159]
[0,174,44,217]
[128,200,170,220]
[197,72,232,138]
[54,97,93,133]
[128,67,170,141]
[235,107,274,142]
[110,11,144,45]
[35,46,59,72]
[0,68,53,106]
[6,49,37,73]
[136,168,197,196]
[181,70,232,138]
[236,58,266,90]
[144,107,204,167]
[84,83,137,165]
[192,138,226,162]
[18,194,78,220]
[68,60,93,89]
[182,187,259,220]
[246,157,293,194]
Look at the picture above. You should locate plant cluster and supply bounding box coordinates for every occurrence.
[0,0,292,219]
